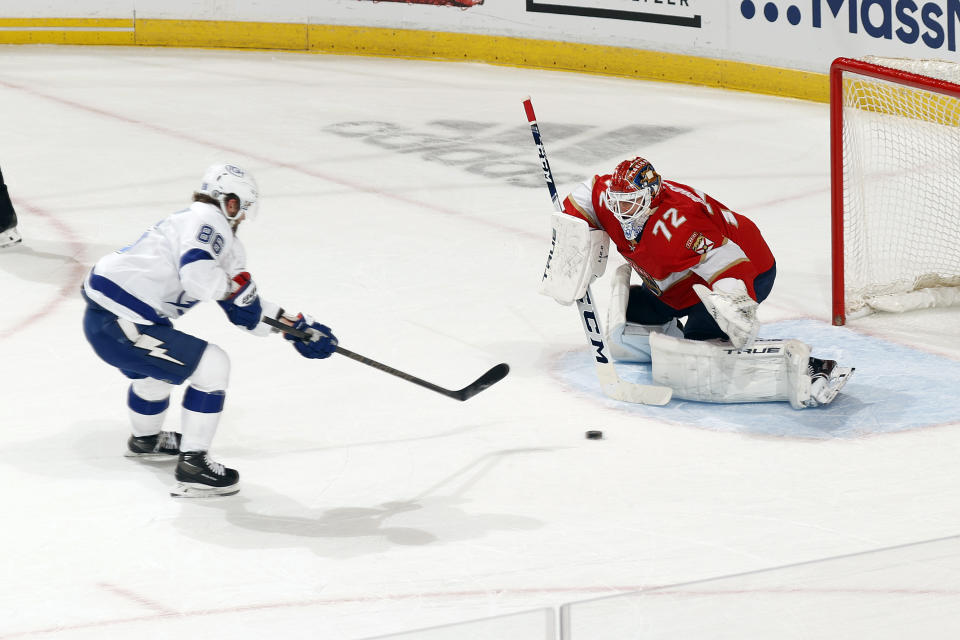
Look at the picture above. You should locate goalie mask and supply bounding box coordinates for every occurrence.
[601,157,661,241]
[198,163,259,229]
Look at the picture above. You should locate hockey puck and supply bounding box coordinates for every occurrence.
[585,430,603,440]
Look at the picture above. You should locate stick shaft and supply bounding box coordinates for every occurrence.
[521,96,671,405]
[261,315,507,401]
[523,96,614,364]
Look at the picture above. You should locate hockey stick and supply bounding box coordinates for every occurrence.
[522,96,672,406]
[261,315,509,402]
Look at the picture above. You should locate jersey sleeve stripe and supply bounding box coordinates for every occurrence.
[565,196,600,228]
[691,240,750,284]
[179,248,215,269]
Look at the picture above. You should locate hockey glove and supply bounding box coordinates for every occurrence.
[284,313,338,359]
[692,278,760,349]
[217,271,263,330]
[539,213,609,306]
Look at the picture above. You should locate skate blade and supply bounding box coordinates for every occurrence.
[170,482,240,498]
[124,451,179,461]
[826,366,855,399]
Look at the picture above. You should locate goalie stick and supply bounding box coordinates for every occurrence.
[261,315,509,402]
[522,96,672,406]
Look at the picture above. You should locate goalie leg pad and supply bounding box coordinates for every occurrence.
[650,333,812,407]
[605,264,682,362]
[539,213,609,305]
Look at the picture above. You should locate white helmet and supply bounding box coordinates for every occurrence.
[601,157,661,241]
[198,163,259,226]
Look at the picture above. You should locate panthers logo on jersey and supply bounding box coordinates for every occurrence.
[685,232,714,256]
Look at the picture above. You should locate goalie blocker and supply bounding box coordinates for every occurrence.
[540,213,609,305]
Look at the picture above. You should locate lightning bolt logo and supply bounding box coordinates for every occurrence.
[133,334,185,365]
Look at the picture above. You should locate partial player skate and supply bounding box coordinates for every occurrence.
[170,451,239,497]
[805,357,855,407]
[125,431,181,460]
[0,226,20,249]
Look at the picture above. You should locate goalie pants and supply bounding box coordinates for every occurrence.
[627,263,776,341]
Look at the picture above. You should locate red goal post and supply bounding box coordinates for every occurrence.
[831,56,960,325]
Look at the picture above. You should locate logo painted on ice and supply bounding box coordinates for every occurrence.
[740,0,960,51]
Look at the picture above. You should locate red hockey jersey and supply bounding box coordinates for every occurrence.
[562,174,775,310]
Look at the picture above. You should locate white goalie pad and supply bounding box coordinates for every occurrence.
[649,333,814,409]
[692,278,759,349]
[539,213,609,305]
[604,263,682,363]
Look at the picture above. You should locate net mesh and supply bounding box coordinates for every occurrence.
[840,57,960,317]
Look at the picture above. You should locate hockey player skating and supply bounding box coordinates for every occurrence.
[0,165,21,249]
[539,156,853,409]
[82,164,337,497]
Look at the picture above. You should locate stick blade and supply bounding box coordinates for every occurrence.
[456,363,510,401]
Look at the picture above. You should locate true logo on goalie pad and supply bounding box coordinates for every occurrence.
[722,346,782,355]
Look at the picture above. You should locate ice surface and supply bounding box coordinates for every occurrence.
[2,45,960,639]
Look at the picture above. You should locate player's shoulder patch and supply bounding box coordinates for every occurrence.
[685,232,715,255]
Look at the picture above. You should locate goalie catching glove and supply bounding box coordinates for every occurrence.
[539,212,609,305]
[692,278,760,349]
[280,312,338,359]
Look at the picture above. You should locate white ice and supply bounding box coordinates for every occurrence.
[2,46,960,639]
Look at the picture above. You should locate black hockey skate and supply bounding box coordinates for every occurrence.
[171,451,239,498]
[806,357,855,407]
[0,167,20,249]
[0,226,20,249]
[125,431,181,460]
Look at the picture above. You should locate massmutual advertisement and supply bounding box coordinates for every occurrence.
[730,0,960,68]
[346,0,960,71]
[518,1,960,70]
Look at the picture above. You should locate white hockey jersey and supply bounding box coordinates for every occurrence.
[83,201,276,334]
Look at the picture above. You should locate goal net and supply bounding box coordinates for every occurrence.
[831,56,960,325]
